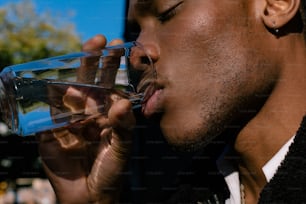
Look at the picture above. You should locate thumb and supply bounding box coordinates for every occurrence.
[108,99,136,136]
[99,98,135,155]
[108,98,135,156]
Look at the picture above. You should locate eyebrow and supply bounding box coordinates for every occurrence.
[134,0,153,11]
[127,0,154,22]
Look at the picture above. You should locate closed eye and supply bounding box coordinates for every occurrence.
[157,1,183,24]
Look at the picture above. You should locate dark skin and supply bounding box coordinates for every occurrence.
[38,36,136,203]
[38,0,306,203]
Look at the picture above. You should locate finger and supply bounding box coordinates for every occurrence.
[98,39,124,88]
[108,99,135,135]
[82,34,107,52]
[86,100,134,200]
[78,35,107,84]
[63,87,86,114]
[37,131,89,181]
[105,99,134,167]
[52,128,86,150]
[107,39,124,47]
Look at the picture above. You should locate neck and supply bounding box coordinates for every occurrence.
[234,36,306,203]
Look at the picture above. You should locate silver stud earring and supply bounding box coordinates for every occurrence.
[275,28,279,33]
[272,21,279,34]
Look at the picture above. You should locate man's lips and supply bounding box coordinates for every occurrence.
[142,83,157,103]
[142,84,163,118]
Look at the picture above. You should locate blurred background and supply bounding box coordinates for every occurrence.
[0,0,126,68]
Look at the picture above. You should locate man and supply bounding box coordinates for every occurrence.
[38,0,306,203]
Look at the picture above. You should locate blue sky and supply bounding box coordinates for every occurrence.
[0,0,126,42]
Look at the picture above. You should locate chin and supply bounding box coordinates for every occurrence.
[160,112,231,154]
[159,99,238,153]
[161,126,219,153]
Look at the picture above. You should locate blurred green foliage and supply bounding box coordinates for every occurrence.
[0,0,82,70]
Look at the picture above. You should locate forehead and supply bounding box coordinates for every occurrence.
[128,0,152,20]
[128,0,178,17]
[128,0,153,14]
[129,0,153,7]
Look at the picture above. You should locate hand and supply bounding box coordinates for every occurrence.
[37,35,135,204]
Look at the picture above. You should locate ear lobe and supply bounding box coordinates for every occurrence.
[262,0,301,29]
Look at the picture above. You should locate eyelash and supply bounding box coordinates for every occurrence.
[157,2,183,23]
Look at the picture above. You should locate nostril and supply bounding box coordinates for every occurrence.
[141,56,151,65]
[129,47,153,71]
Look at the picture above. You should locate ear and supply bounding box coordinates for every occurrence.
[261,0,301,29]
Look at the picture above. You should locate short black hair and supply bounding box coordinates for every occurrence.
[301,0,306,40]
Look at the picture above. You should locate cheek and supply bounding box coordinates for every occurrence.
[159,11,214,52]
[159,41,264,148]
[157,1,241,50]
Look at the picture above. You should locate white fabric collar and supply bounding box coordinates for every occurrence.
[216,136,295,204]
[262,136,295,182]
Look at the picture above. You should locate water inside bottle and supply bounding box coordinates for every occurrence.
[0,67,135,136]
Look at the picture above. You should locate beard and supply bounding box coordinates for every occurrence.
[167,110,231,153]
[165,89,267,154]
[160,54,275,154]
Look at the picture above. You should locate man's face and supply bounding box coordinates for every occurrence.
[128,0,278,151]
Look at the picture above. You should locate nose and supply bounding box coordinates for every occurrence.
[131,40,159,69]
[129,41,159,72]
[138,42,159,64]
[128,41,158,92]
